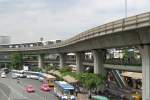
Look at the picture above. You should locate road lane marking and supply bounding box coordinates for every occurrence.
[10,78,45,100]
[0,87,9,100]
[0,75,57,100]
[8,78,29,100]
[21,78,58,100]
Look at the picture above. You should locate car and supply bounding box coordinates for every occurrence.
[26,75,31,79]
[1,72,6,78]
[2,68,9,74]
[26,85,35,93]
[11,73,18,79]
[61,95,68,100]
[15,73,22,78]
[40,84,51,91]
[20,74,26,78]
[38,77,44,82]
[91,95,109,100]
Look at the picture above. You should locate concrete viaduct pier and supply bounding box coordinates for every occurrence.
[141,45,150,100]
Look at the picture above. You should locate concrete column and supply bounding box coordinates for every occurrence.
[140,45,150,100]
[38,54,44,68]
[59,53,67,69]
[75,52,84,72]
[92,49,106,75]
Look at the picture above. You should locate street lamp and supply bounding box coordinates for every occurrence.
[125,0,127,18]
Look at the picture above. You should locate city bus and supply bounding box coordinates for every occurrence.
[54,81,76,100]
[11,70,26,78]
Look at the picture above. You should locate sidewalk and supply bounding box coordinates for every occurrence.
[76,93,89,100]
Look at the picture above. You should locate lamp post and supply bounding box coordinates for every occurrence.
[125,0,127,18]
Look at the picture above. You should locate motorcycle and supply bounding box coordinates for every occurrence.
[17,78,20,83]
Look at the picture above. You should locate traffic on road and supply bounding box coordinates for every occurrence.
[0,69,76,100]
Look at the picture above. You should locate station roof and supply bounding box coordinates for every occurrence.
[121,72,142,80]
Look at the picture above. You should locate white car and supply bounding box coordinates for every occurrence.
[26,75,31,79]
[38,77,44,82]
[1,72,6,78]
[11,73,18,79]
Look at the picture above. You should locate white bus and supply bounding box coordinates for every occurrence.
[11,70,26,78]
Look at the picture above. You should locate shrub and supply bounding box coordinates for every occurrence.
[31,67,42,72]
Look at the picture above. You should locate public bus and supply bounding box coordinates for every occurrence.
[54,81,76,100]
[11,70,26,78]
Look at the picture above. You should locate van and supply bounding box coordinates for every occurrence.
[1,72,6,78]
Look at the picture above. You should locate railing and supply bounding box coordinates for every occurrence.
[105,58,142,66]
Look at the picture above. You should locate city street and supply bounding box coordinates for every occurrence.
[0,74,58,100]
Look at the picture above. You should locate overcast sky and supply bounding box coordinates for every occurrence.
[0,0,150,43]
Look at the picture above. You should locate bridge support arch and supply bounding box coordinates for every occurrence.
[141,45,150,100]
[92,49,106,75]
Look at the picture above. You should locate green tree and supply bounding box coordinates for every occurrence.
[45,64,56,72]
[31,67,42,72]
[85,74,106,93]
[59,66,72,73]
[11,52,23,70]
[58,69,106,91]
[76,73,106,90]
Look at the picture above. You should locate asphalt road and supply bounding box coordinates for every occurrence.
[0,73,58,100]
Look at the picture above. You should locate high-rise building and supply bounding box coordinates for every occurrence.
[0,36,10,45]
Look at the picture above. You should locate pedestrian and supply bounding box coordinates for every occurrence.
[75,87,78,96]
[88,90,91,99]
[17,77,20,83]
[71,95,75,100]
